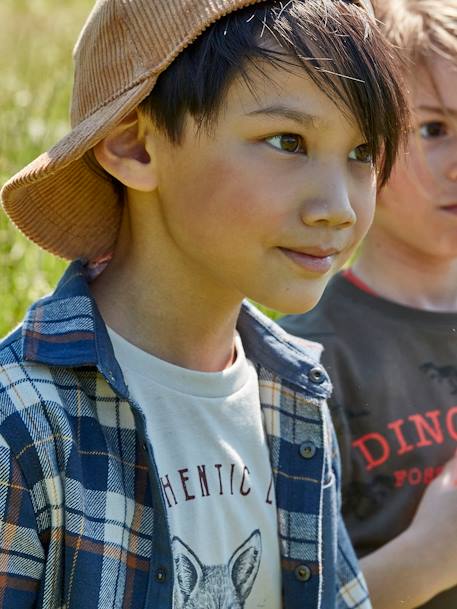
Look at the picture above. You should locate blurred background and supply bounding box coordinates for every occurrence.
[0,0,93,336]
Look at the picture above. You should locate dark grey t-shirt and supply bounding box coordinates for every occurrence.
[280,273,457,609]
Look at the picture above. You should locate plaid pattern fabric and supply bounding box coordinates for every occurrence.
[0,261,371,609]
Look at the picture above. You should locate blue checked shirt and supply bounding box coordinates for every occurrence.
[0,261,371,609]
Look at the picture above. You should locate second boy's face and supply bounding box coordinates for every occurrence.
[149,61,376,313]
[376,55,457,260]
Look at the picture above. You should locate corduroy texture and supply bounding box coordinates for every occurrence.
[1,0,374,261]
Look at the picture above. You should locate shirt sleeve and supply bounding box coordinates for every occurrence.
[0,433,44,608]
[330,420,372,609]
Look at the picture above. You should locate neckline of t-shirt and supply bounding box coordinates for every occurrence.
[107,327,254,398]
[337,272,457,326]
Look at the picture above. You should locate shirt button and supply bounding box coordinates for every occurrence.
[156,567,167,583]
[299,441,316,459]
[295,564,312,582]
[142,441,147,452]
[309,367,325,384]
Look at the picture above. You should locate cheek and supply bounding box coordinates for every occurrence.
[168,155,280,239]
[382,160,420,211]
[157,154,261,259]
[352,185,376,240]
[392,143,440,199]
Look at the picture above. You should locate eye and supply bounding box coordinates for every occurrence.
[419,121,449,139]
[265,134,306,154]
[348,143,373,164]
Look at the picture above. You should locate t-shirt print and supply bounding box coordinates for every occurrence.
[108,328,282,609]
[159,460,275,508]
[172,529,261,609]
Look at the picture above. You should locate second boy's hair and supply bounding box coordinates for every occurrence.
[140,0,409,187]
[375,0,457,64]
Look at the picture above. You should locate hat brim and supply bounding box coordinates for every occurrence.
[1,74,158,261]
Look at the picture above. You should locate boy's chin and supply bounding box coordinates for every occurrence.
[262,289,327,317]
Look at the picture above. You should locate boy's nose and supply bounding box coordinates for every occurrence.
[446,159,457,182]
[300,192,356,229]
[442,138,457,182]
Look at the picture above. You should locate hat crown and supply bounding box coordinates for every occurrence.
[71,0,262,127]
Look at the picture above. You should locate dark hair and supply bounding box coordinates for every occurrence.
[140,0,409,187]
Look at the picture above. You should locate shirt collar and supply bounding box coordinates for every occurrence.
[22,260,330,398]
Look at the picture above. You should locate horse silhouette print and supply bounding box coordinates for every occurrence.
[420,362,457,395]
[172,529,262,609]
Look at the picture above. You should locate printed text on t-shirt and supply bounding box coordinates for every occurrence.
[160,462,275,507]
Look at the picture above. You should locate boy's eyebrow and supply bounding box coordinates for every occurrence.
[417,105,457,118]
[246,105,324,128]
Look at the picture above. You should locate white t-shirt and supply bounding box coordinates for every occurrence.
[108,328,282,609]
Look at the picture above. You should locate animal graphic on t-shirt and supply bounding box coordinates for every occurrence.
[420,362,457,395]
[172,529,262,609]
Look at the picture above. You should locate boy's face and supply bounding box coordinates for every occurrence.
[376,54,457,261]
[147,61,376,313]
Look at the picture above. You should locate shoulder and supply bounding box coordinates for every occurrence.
[0,325,24,365]
[0,323,71,441]
[0,325,39,410]
[0,329,70,538]
[0,321,96,500]
[0,322,56,390]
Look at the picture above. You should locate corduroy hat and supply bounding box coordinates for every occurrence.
[1,0,374,261]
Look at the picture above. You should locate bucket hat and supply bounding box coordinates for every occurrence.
[1,0,374,261]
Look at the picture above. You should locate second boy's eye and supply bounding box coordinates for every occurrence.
[265,134,306,154]
[348,143,373,164]
[419,121,448,139]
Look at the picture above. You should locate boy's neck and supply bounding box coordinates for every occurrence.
[352,226,457,312]
[90,205,241,373]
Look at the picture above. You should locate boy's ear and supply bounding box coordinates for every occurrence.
[93,110,157,192]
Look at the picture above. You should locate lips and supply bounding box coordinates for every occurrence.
[283,246,340,257]
[440,204,457,215]
[279,246,340,274]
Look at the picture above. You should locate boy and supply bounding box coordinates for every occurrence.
[280,1,457,607]
[0,1,407,608]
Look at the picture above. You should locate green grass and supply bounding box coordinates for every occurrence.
[0,0,93,337]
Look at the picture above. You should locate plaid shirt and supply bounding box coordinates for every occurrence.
[0,261,371,609]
